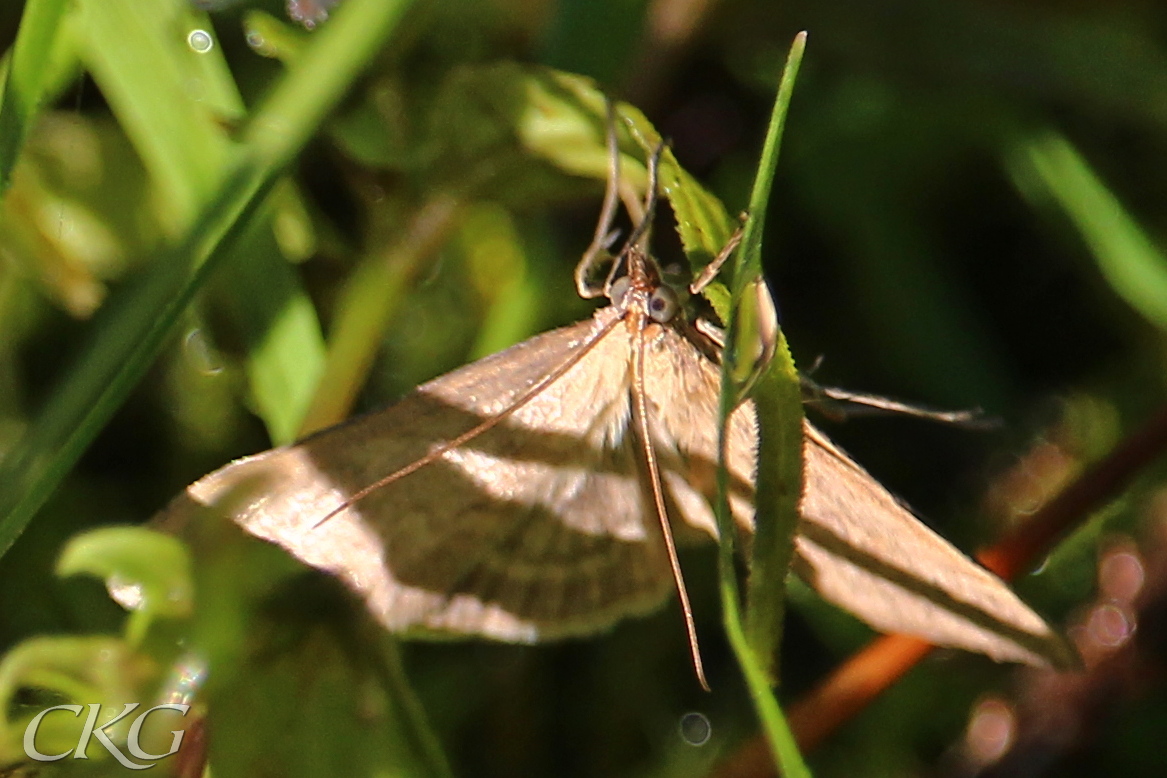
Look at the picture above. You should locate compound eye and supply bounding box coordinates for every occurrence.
[648,285,679,323]
[609,276,631,307]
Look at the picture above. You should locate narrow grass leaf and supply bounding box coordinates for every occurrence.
[299,194,462,435]
[75,0,232,214]
[0,0,72,193]
[221,227,326,445]
[737,32,806,680]
[76,0,326,443]
[714,32,811,777]
[1018,132,1167,332]
[0,0,417,559]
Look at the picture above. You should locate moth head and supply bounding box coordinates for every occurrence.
[608,266,687,325]
[647,284,680,323]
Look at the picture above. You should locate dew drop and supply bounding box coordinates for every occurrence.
[107,574,145,611]
[187,29,214,53]
[679,712,711,746]
[185,329,223,376]
[1030,555,1050,575]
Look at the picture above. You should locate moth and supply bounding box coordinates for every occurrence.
[155,109,1072,687]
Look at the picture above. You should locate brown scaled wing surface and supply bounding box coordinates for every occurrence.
[156,305,1072,667]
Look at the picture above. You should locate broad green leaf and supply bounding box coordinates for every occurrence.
[172,489,452,778]
[56,526,194,645]
[618,104,736,318]
[0,636,150,766]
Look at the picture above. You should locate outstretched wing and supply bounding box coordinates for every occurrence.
[157,305,1070,666]
[796,424,1075,667]
[157,307,675,641]
[639,324,1072,667]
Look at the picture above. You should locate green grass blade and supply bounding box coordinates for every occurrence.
[720,564,810,778]
[299,194,463,434]
[738,32,807,680]
[732,32,806,293]
[0,0,417,558]
[743,333,803,676]
[220,232,327,445]
[0,0,71,192]
[75,0,234,213]
[1015,132,1167,332]
[713,32,811,776]
[75,0,326,444]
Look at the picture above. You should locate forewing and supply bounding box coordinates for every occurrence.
[639,324,1071,667]
[155,308,674,641]
[796,424,1074,667]
[637,324,757,542]
[155,303,1069,665]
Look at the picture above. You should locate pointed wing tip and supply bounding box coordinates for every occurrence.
[1029,633,1082,672]
[954,619,1079,670]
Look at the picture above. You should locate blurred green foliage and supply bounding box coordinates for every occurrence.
[1,0,1167,776]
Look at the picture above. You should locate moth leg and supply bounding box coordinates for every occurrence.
[576,99,624,299]
[690,221,745,295]
[621,140,665,257]
[802,378,991,427]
